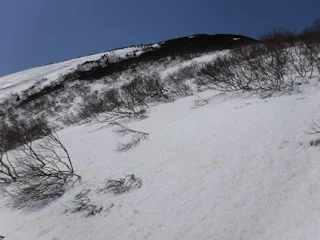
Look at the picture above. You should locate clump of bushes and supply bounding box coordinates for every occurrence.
[0,115,80,209]
[77,73,169,121]
[97,174,142,195]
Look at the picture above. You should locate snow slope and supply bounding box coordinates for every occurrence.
[2,77,320,239]
[0,46,145,99]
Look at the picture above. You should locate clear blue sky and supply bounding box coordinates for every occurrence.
[0,0,320,76]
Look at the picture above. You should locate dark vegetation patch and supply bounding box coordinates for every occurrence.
[97,174,142,195]
[19,83,64,106]
[66,34,257,82]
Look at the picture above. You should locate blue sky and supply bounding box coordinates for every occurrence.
[0,0,320,76]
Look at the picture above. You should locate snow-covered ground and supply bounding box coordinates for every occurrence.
[0,46,146,99]
[1,74,320,239]
[160,51,226,78]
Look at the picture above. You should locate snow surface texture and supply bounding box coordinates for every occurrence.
[1,77,320,239]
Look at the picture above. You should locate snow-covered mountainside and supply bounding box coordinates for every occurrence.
[0,46,154,99]
[1,33,320,240]
[2,82,320,240]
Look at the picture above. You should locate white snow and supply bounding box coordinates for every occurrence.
[0,52,105,98]
[161,51,227,77]
[1,76,320,239]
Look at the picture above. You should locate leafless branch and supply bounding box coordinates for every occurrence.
[109,122,149,152]
[97,174,142,195]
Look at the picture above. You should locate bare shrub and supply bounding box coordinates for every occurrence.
[0,153,18,184]
[120,73,169,110]
[0,118,19,183]
[110,122,149,152]
[310,138,320,146]
[299,23,320,74]
[59,91,76,105]
[65,189,105,217]
[166,74,192,96]
[0,116,51,153]
[60,112,79,126]
[305,117,320,147]
[197,47,266,92]
[256,30,298,93]
[178,65,198,79]
[97,174,142,195]
[288,43,315,78]
[77,73,170,121]
[116,134,148,152]
[260,25,319,80]
[197,42,295,97]
[198,54,245,91]
[302,40,320,74]
[0,115,57,185]
[165,69,193,97]
[260,28,297,44]
[78,94,108,120]
[142,74,169,101]
[77,88,137,121]
[306,117,320,135]
[6,133,80,208]
[78,88,146,121]
[300,19,320,42]
[20,95,56,116]
[102,88,123,111]
[253,40,294,94]
[121,78,149,114]
[70,81,91,97]
[192,96,209,109]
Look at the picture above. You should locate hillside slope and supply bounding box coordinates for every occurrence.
[0,46,147,99]
[0,34,255,99]
[2,33,320,240]
[1,80,320,239]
